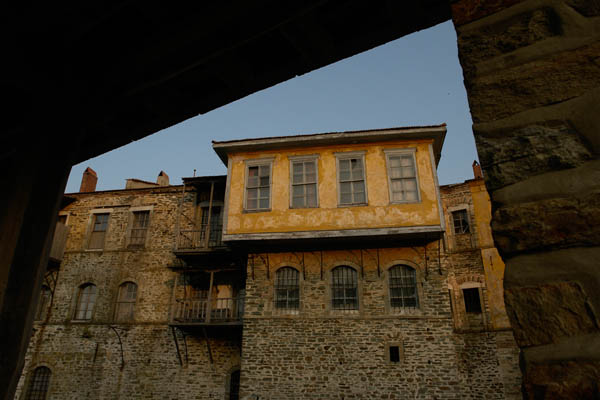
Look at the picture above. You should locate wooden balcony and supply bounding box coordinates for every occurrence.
[49,222,69,263]
[171,297,244,326]
[177,223,224,251]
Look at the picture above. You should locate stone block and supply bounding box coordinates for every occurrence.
[492,192,600,254]
[566,0,600,17]
[466,42,600,123]
[524,360,600,399]
[451,0,526,26]
[505,281,599,347]
[457,7,560,67]
[475,122,592,191]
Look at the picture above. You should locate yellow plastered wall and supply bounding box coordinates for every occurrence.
[469,180,511,330]
[225,140,441,234]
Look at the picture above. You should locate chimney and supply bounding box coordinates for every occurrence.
[80,167,98,192]
[156,171,169,186]
[472,160,483,179]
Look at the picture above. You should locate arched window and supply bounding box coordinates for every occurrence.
[114,282,137,322]
[274,267,299,311]
[388,265,419,310]
[331,266,358,310]
[35,285,52,321]
[74,283,97,320]
[25,366,51,400]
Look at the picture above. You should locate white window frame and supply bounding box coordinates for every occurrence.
[288,154,319,209]
[243,158,274,212]
[384,148,421,204]
[334,151,368,207]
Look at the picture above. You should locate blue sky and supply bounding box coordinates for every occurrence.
[66,21,476,193]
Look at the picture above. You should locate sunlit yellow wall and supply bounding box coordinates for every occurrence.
[469,180,511,330]
[225,140,441,234]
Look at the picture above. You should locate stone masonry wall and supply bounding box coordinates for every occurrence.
[15,186,241,400]
[451,0,600,397]
[240,182,520,399]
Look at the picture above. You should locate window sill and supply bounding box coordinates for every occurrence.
[70,319,93,324]
[389,200,421,205]
[242,209,271,214]
[337,203,368,208]
[84,248,104,252]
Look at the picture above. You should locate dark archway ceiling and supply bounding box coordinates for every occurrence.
[2,1,450,165]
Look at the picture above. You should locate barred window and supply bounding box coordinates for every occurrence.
[386,152,419,203]
[338,157,366,205]
[88,213,109,249]
[245,163,271,211]
[35,285,52,321]
[291,159,317,208]
[74,283,97,320]
[274,267,300,311]
[452,209,470,234]
[114,282,137,322]
[389,265,419,310]
[25,366,51,400]
[129,211,150,247]
[331,266,358,310]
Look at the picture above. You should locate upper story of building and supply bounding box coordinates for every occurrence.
[213,125,447,249]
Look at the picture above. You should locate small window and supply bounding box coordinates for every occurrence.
[129,211,150,247]
[385,150,419,203]
[452,209,470,234]
[389,265,419,310]
[291,158,318,208]
[74,283,97,320]
[389,346,401,363]
[331,266,358,310]
[114,282,137,322]
[57,215,67,225]
[337,155,367,205]
[34,285,52,321]
[274,267,300,311]
[463,287,482,313]
[25,366,51,400]
[245,162,271,211]
[88,213,109,249]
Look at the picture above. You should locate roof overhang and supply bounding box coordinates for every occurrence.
[212,125,447,166]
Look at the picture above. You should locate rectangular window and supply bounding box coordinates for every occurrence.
[337,153,367,206]
[389,346,401,363]
[452,209,470,234]
[129,211,150,247]
[245,162,271,211]
[88,213,109,249]
[463,287,482,313]
[291,158,318,208]
[385,150,419,203]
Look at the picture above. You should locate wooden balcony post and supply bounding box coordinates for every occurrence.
[204,181,214,249]
[206,271,214,323]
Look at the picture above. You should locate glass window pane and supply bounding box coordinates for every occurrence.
[247,188,257,199]
[305,172,316,183]
[339,170,350,181]
[404,179,417,191]
[305,162,315,174]
[259,198,269,209]
[259,176,269,186]
[340,193,352,204]
[402,166,415,178]
[292,197,304,207]
[353,181,365,194]
[339,159,349,171]
[259,165,270,177]
[401,155,413,166]
[247,176,258,187]
[340,182,351,194]
[293,163,303,175]
[247,199,257,209]
[260,187,270,199]
[354,192,365,203]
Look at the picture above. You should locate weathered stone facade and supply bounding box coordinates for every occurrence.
[16,170,520,399]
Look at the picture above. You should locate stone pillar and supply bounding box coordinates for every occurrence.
[451,0,600,397]
[0,139,71,400]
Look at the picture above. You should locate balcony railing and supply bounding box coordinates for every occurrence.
[172,297,244,324]
[177,223,224,250]
[49,222,69,262]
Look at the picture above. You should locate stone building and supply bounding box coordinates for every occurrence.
[16,126,520,399]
